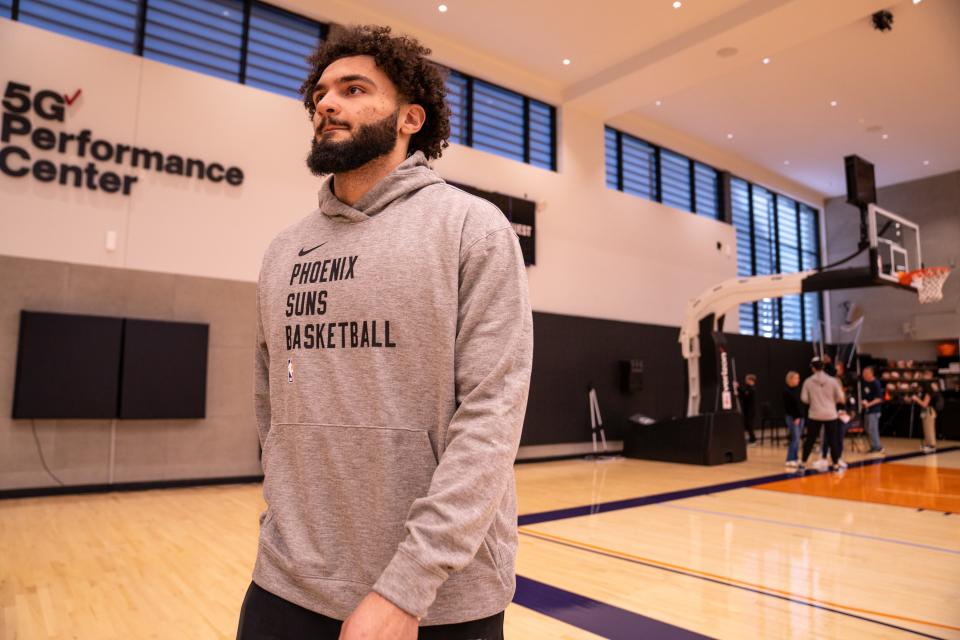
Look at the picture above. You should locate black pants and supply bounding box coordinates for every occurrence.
[742,410,756,442]
[801,418,841,465]
[236,581,504,640]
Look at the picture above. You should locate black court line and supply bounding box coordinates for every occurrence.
[517,533,951,640]
[518,445,960,526]
[513,575,711,639]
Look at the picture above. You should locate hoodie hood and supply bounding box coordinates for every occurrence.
[317,151,444,223]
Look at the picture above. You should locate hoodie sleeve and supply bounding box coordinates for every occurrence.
[833,378,845,405]
[253,275,271,447]
[372,226,533,618]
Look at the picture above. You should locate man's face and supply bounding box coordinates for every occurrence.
[306,55,402,175]
[864,369,875,382]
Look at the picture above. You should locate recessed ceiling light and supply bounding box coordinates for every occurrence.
[783,160,790,165]
[913,0,922,4]
[830,100,838,107]
[562,58,571,65]
[726,133,734,139]
[923,160,930,166]
[882,133,889,140]
[655,100,662,106]
[762,57,771,65]
[673,1,682,8]
[438,4,448,12]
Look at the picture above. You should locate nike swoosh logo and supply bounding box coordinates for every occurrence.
[298,242,327,256]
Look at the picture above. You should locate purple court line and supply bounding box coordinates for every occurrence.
[657,503,960,556]
[517,533,950,640]
[517,446,960,526]
[513,575,711,640]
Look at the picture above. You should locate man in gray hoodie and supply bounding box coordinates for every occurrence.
[798,357,846,473]
[236,25,533,640]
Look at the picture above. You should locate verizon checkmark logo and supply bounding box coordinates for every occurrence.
[298,242,327,256]
[64,89,82,106]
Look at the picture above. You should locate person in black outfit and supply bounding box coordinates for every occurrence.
[783,371,804,469]
[739,373,758,445]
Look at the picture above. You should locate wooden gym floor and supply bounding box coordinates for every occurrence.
[2,437,958,639]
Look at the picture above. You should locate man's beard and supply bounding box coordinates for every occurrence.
[306,109,400,176]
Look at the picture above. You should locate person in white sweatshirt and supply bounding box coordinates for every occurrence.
[798,357,846,473]
[237,25,533,640]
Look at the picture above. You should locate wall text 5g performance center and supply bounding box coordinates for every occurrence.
[1,81,243,196]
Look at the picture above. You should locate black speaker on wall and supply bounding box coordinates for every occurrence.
[844,154,877,208]
[619,359,643,393]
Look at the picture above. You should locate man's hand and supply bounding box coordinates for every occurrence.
[339,592,418,640]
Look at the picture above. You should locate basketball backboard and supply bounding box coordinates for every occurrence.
[802,204,922,295]
[869,204,922,283]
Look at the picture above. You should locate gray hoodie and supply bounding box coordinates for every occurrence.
[800,370,844,421]
[252,152,533,625]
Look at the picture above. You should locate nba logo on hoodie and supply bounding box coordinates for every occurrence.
[287,358,294,383]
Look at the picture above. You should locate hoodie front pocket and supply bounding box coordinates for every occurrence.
[259,423,438,585]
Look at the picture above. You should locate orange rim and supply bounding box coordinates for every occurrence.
[899,266,949,286]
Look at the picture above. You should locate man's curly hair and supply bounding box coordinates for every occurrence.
[300,25,451,161]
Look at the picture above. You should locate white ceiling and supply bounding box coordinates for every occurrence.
[280,0,960,198]
[334,0,756,86]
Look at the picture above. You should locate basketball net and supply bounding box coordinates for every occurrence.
[898,266,951,304]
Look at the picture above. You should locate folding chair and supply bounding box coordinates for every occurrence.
[844,418,869,454]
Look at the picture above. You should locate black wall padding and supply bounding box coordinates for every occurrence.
[522,312,684,446]
[723,333,815,419]
[521,312,815,447]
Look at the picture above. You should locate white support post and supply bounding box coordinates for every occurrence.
[680,271,815,417]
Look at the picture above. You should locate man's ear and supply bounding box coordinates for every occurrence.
[399,104,426,136]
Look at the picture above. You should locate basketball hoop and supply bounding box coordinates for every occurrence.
[898,266,951,304]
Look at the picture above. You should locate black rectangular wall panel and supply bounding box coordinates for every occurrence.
[12,311,124,419]
[119,318,209,419]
